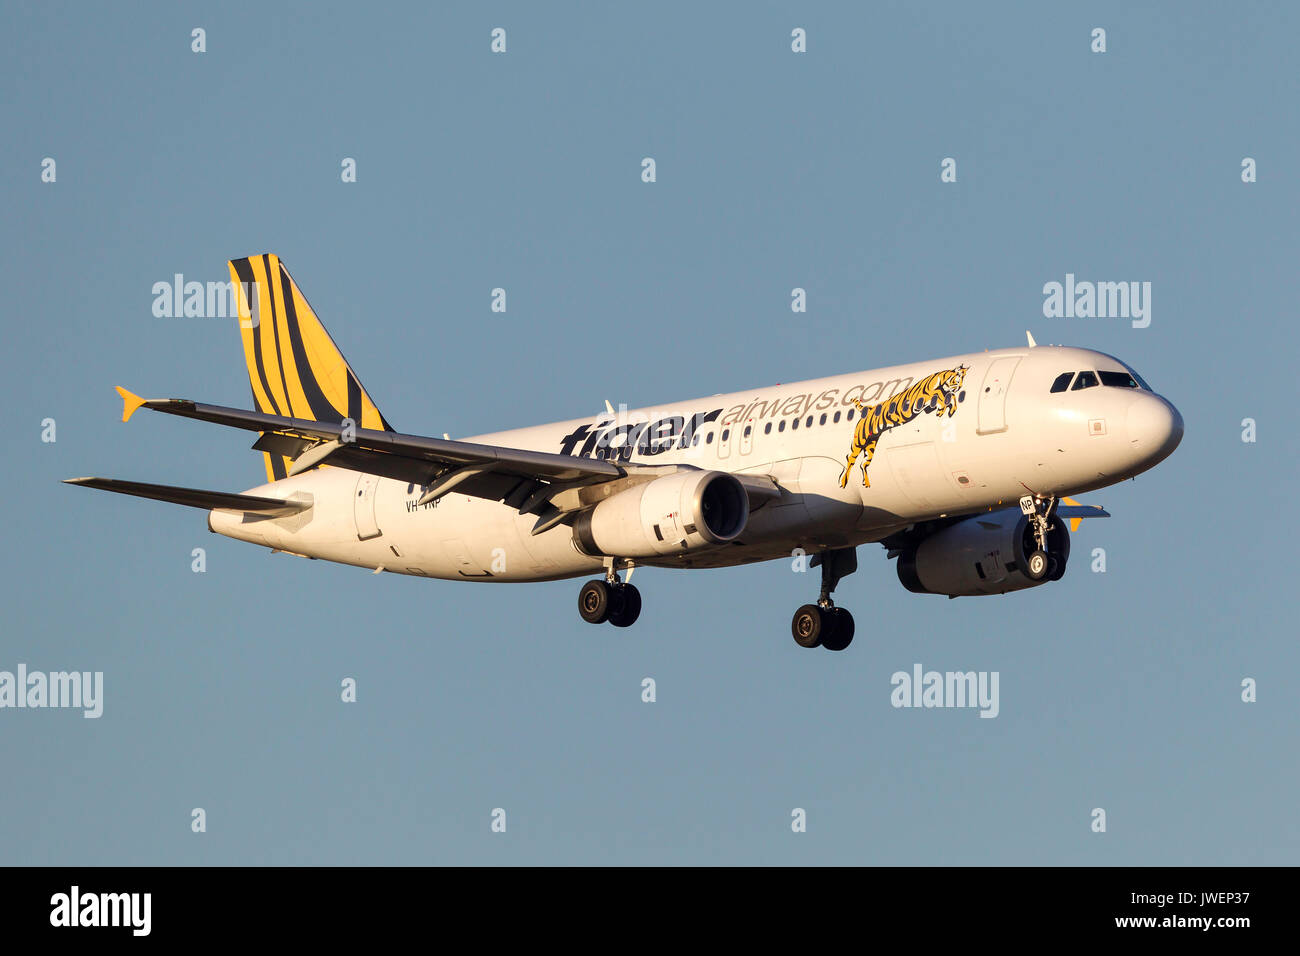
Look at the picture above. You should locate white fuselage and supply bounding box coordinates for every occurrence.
[207,345,1183,582]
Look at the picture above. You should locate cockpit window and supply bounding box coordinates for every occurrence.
[1071,370,1099,390]
[1099,370,1139,389]
[1128,368,1152,391]
[1050,372,1074,393]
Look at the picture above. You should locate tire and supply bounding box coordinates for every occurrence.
[792,603,831,648]
[578,579,614,624]
[608,584,642,627]
[822,608,855,651]
[1026,550,1050,580]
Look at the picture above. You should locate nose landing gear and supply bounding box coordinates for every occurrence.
[578,559,642,627]
[1020,494,1064,581]
[791,547,857,651]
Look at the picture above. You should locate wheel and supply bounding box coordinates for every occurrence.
[608,584,641,627]
[792,603,834,648]
[821,608,855,651]
[792,605,823,648]
[578,579,614,624]
[1025,550,1050,580]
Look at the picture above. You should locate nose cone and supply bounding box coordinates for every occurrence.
[1126,395,1184,468]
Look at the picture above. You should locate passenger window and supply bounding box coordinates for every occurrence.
[778,420,786,432]
[764,423,772,435]
[1050,372,1074,393]
[806,416,813,428]
[1071,371,1099,390]
[743,425,752,437]
[833,411,841,423]
[721,428,730,441]
[819,413,827,425]
[847,408,855,421]
[1099,370,1139,388]
[791,418,799,430]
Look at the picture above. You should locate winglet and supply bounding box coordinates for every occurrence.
[1060,495,1110,532]
[1026,330,1037,348]
[1063,495,1083,531]
[115,386,147,423]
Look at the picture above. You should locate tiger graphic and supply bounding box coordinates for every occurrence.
[838,365,968,488]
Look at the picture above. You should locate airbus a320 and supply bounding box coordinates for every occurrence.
[68,254,1184,651]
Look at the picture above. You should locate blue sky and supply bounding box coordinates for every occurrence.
[1,1,1296,864]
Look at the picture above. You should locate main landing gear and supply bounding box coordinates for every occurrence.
[1020,494,1062,581]
[791,547,857,651]
[578,560,641,628]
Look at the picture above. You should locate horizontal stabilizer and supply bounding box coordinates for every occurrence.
[64,477,311,516]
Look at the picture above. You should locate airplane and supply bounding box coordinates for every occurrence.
[66,254,1184,651]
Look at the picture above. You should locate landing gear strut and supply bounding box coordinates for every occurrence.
[578,559,641,628]
[1020,494,1059,581]
[791,547,857,651]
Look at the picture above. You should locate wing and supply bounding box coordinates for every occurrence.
[113,387,780,535]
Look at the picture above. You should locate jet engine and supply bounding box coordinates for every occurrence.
[896,508,1070,597]
[572,470,748,558]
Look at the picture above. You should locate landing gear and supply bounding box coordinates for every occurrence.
[1020,494,1062,581]
[822,607,855,652]
[791,548,858,651]
[578,560,641,627]
[792,604,826,648]
[578,579,615,623]
[1026,550,1050,580]
[608,583,641,628]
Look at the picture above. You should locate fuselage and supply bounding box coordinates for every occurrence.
[208,345,1183,582]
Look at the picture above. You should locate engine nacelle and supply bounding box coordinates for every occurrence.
[572,470,748,558]
[896,508,1070,597]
